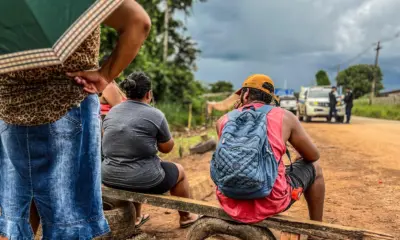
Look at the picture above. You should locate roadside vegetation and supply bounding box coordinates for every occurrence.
[353,99,400,121]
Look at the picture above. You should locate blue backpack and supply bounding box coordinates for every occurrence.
[210,105,280,200]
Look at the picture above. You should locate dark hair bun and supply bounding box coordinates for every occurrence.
[119,71,151,100]
[120,78,136,92]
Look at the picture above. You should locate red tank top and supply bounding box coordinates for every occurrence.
[215,103,292,223]
[100,96,127,115]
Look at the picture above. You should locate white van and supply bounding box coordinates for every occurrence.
[297,86,345,122]
[279,95,297,115]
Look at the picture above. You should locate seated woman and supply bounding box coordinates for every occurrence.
[99,81,127,119]
[101,72,199,228]
[98,55,127,120]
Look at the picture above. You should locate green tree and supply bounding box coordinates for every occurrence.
[210,81,234,93]
[100,0,206,103]
[315,70,331,86]
[336,64,383,99]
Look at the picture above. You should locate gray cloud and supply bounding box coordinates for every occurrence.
[185,0,400,91]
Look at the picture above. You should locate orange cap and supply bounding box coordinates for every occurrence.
[235,74,275,96]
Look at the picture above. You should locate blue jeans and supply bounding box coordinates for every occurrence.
[0,94,109,239]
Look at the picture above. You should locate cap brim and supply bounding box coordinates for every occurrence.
[235,88,242,95]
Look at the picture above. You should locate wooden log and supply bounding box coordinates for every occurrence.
[280,232,300,240]
[187,217,275,240]
[102,186,394,240]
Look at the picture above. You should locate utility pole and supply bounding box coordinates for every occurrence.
[370,41,382,104]
[336,64,340,87]
[163,0,170,62]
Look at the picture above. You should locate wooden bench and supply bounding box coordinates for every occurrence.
[102,186,394,240]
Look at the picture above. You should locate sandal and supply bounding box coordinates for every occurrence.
[179,214,202,228]
[135,214,150,228]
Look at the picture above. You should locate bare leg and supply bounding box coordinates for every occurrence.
[30,201,40,235]
[304,161,325,221]
[134,203,141,225]
[133,203,149,226]
[169,163,199,224]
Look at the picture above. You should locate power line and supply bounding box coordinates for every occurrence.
[380,30,400,43]
[332,30,400,71]
[338,45,374,66]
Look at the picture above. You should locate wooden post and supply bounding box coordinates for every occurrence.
[163,0,170,62]
[188,103,193,131]
[370,41,381,105]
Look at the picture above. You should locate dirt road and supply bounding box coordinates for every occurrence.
[140,116,400,239]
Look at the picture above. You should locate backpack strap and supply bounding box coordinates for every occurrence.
[227,109,242,120]
[256,105,293,170]
[242,105,256,111]
[255,104,274,114]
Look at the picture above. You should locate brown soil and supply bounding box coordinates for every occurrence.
[139,116,400,239]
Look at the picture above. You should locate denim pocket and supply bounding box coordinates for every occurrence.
[0,120,9,135]
[50,106,82,136]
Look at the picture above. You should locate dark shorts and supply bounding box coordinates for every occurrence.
[285,159,317,209]
[104,162,180,195]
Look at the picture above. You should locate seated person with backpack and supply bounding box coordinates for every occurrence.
[101,72,200,228]
[211,74,325,224]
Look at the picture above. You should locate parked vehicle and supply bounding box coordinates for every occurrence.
[275,88,297,115]
[297,86,345,122]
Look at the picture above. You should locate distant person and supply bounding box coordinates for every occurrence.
[344,87,354,124]
[98,56,127,119]
[0,1,151,239]
[212,74,325,224]
[101,72,200,228]
[328,86,338,122]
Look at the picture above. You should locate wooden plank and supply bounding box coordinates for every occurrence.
[102,186,394,240]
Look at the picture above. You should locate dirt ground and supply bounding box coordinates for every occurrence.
[139,116,400,239]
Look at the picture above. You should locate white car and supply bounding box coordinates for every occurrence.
[279,95,297,115]
[297,86,345,122]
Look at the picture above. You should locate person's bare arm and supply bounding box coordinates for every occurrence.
[68,0,151,93]
[158,138,174,154]
[102,84,123,107]
[286,111,320,162]
[100,0,151,81]
[215,120,221,136]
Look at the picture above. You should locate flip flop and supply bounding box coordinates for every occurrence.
[135,214,150,228]
[179,215,202,228]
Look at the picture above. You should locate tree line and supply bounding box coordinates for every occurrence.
[100,1,234,128]
[314,65,383,99]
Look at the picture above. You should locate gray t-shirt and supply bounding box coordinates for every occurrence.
[101,100,171,189]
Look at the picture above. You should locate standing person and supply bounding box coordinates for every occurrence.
[213,74,325,224]
[344,87,354,124]
[102,72,200,228]
[328,86,338,122]
[0,1,151,239]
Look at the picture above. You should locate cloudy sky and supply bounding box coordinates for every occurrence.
[183,0,400,91]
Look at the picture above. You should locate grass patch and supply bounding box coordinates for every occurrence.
[156,102,206,130]
[159,128,218,160]
[353,102,400,121]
